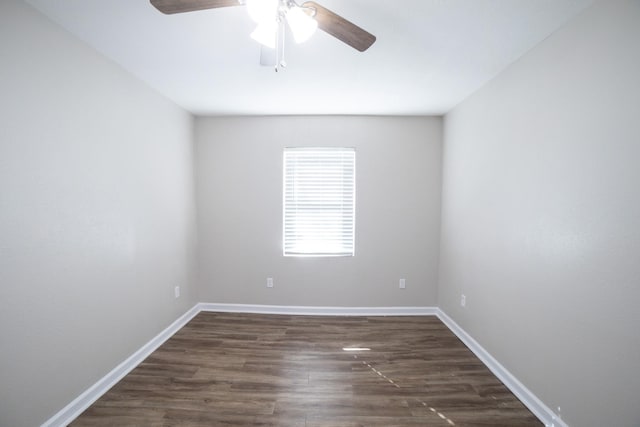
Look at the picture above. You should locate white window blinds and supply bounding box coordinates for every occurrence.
[283,147,356,256]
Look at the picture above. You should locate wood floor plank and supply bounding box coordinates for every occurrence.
[70,312,541,426]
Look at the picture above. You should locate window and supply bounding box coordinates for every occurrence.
[283,147,355,256]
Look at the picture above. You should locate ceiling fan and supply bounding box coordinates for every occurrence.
[150,0,376,69]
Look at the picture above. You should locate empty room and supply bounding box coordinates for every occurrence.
[1,0,639,426]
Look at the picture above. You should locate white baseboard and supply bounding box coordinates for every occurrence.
[436,309,567,427]
[41,304,201,427]
[42,303,563,427]
[198,302,437,316]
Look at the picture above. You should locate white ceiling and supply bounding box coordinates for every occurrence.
[25,0,594,116]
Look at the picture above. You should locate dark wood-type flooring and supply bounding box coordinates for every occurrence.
[71,312,542,426]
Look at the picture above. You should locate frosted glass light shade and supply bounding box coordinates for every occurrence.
[251,21,277,48]
[286,6,318,43]
[246,0,279,24]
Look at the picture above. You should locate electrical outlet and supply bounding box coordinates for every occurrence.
[549,407,563,427]
[461,294,466,307]
[174,286,180,299]
[399,278,406,289]
[267,277,273,288]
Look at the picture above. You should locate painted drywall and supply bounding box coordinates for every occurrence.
[439,1,640,426]
[0,1,198,426]
[196,116,442,307]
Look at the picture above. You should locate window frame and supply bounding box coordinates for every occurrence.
[282,147,356,257]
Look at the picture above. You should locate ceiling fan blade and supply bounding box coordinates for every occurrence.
[302,1,376,52]
[150,0,241,15]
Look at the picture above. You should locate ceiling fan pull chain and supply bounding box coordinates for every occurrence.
[279,19,287,71]
[275,18,286,72]
[274,18,280,72]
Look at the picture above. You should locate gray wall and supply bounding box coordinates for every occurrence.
[195,116,442,307]
[439,1,640,426]
[0,1,198,426]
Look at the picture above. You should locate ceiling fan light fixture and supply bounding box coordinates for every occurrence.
[246,0,279,24]
[286,6,317,43]
[251,21,277,48]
